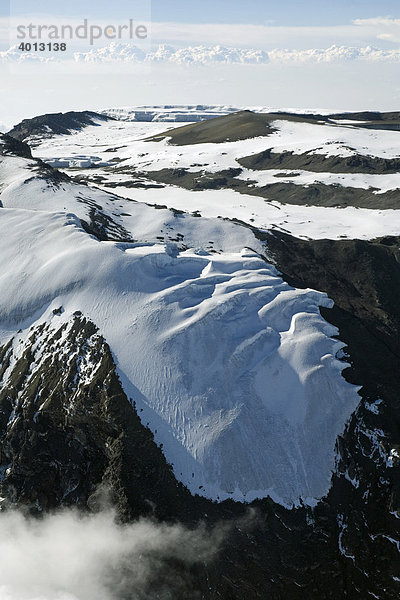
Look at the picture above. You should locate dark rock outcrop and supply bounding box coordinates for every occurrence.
[0,315,198,520]
[0,133,33,159]
[8,111,114,143]
[137,166,400,209]
[239,148,400,175]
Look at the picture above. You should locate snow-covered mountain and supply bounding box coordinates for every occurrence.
[0,131,361,506]
[31,107,400,239]
[1,108,400,598]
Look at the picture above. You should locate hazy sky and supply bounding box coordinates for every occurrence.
[3,0,400,25]
[0,1,400,127]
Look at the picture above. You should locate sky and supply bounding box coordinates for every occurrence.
[3,0,399,26]
[0,1,400,127]
[152,0,399,26]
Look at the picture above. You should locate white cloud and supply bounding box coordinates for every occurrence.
[4,41,400,66]
[354,16,400,44]
[354,17,400,27]
[0,508,225,600]
[70,43,400,65]
[0,45,54,63]
[74,43,146,63]
[75,42,270,64]
[268,45,400,63]
[149,21,375,50]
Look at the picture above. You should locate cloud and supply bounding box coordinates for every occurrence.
[75,42,270,64]
[3,41,400,67]
[354,17,400,44]
[149,21,382,50]
[71,42,400,65]
[0,45,54,63]
[0,507,227,600]
[354,17,400,27]
[268,45,400,63]
[74,43,146,63]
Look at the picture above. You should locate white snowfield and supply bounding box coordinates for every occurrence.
[37,118,400,173]
[0,146,361,507]
[34,115,400,240]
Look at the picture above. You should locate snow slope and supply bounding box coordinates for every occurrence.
[0,149,361,507]
[0,151,263,253]
[115,186,400,241]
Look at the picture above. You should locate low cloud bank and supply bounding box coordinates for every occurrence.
[74,43,400,64]
[0,508,226,600]
[3,43,400,65]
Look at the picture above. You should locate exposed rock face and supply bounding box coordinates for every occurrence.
[78,196,133,242]
[238,148,400,174]
[0,131,71,188]
[0,314,195,520]
[265,232,400,599]
[8,111,113,143]
[0,133,33,159]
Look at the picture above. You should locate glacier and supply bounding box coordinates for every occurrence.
[0,201,360,506]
